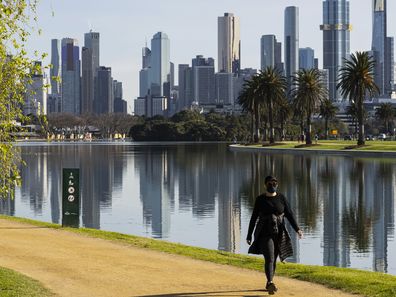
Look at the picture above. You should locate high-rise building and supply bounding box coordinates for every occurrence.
[25,61,48,116]
[84,31,100,74]
[81,47,93,113]
[61,38,80,114]
[192,55,215,105]
[150,32,170,97]
[285,6,299,88]
[96,66,113,114]
[215,72,234,105]
[261,35,283,72]
[48,39,61,114]
[178,64,193,111]
[218,13,240,74]
[234,68,257,110]
[299,47,315,70]
[113,80,127,114]
[385,37,394,95]
[372,0,386,96]
[50,39,61,96]
[321,0,351,101]
[82,31,100,114]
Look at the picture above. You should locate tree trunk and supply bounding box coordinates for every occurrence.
[306,115,312,145]
[254,105,260,143]
[281,122,285,141]
[325,117,329,140]
[269,100,275,144]
[250,112,254,143]
[357,101,365,146]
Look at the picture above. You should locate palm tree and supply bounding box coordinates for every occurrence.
[291,69,328,145]
[319,99,339,140]
[276,97,292,141]
[238,81,255,142]
[257,67,287,144]
[375,103,395,134]
[345,103,358,137]
[337,52,379,146]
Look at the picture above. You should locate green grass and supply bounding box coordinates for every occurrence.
[1,215,396,297]
[239,141,396,152]
[0,266,53,297]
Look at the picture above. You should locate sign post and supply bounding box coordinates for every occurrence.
[62,168,80,228]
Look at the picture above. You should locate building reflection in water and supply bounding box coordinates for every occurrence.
[2,143,396,274]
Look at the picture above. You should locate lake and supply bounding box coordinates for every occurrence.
[1,142,395,275]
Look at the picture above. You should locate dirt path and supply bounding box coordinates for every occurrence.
[0,219,358,297]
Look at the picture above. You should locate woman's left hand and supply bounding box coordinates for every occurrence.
[297,230,303,239]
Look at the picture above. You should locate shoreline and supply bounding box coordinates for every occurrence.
[0,215,395,297]
[229,144,396,157]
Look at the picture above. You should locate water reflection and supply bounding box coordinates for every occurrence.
[1,143,395,275]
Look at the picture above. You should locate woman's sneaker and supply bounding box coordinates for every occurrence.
[266,282,278,294]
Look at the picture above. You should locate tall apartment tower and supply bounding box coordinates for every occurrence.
[321,0,351,101]
[82,31,100,113]
[96,66,113,114]
[260,35,283,72]
[385,37,394,95]
[150,32,171,97]
[218,13,241,74]
[61,38,80,114]
[178,64,193,110]
[284,6,299,89]
[50,39,61,95]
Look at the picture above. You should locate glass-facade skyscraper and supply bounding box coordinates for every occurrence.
[61,38,80,114]
[372,0,386,96]
[284,6,299,90]
[150,32,170,97]
[299,47,315,70]
[260,35,283,73]
[321,0,351,102]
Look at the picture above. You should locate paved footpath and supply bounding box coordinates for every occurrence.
[0,219,359,297]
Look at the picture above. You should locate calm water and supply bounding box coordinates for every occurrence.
[1,142,395,275]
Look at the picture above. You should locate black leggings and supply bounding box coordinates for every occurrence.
[261,236,280,282]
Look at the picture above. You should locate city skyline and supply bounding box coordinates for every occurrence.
[30,0,396,111]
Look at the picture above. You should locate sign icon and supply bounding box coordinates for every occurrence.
[68,187,75,194]
[68,195,75,202]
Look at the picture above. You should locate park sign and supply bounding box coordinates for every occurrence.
[62,168,80,228]
[330,129,338,136]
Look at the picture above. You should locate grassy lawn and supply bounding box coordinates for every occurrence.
[239,140,396,152]
[0,266,53,297]
[1,215,395,297]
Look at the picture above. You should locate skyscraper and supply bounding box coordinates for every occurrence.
[96,66,113,114]
[260,35,283,72]
[218,13,241,74]
[372,0,386,96]
[215,72,234,105]
[50,39,61,96]
[82,31,100,114]
[321,0,351,101]
[61,38,80,114]
[192,55,215,105]
[385,37,394,95]
[178,64,193,110]
[150,32,170,97]
[299,47,315,70]
[25,61,48,116]
[285,6,299,88]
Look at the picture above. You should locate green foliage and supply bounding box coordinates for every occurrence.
[130,111,250,142]
[375,103,395,133]
[337,52,379,145]
[0,0,39,199]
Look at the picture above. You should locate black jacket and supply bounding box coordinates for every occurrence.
[247,193,299,261]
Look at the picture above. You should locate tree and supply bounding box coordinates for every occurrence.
[375,103,395,134]
[257,67,287,144]
[291,69,328,145]
[337,52,379,146]
[319,99,339,139]
[238,77,259,143]
[276,97,292,141]
[1,0,39,198]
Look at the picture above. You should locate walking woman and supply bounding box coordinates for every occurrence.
[246,176,303,294]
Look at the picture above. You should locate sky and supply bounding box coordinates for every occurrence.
[28,0,396,112]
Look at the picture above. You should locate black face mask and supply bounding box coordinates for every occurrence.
[266,182,278,193]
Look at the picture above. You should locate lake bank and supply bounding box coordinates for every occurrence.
[1,215,395,297]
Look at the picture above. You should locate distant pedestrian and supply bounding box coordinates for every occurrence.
[246,176,303,294]
[314,134,319,144]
